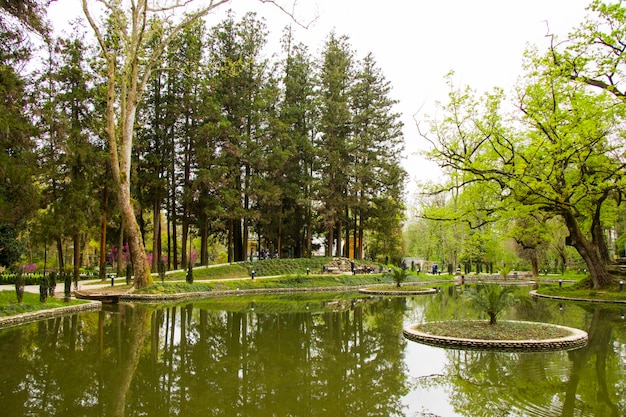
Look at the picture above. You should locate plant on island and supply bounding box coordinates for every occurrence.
[464,284,515,325]
[387,266,409,288]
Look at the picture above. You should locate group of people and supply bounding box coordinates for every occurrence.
[258,249,279,260]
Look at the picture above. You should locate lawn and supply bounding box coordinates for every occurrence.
[416,320,573,340]
[0,291,88,317]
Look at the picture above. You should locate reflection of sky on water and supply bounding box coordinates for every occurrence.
[403,340,459,416]
[400,295,459,414]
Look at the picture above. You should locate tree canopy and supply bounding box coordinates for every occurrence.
[0,1,407,281]
[419,1,626,288]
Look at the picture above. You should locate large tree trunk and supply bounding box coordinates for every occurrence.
[73,232,80,285]
[119,187,151,287]
[327,225,334,257]
[56,236,64,272]
[82,0,237,288]
[234,218,244,261]
[335,220,342,257]
[563,211,613,289]
[530,254,539,277]
[200,212,208,265]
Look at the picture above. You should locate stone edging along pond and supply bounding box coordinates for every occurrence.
[0,301,102,329]
[403,321,589,352]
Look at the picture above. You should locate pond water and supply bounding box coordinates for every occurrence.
[0,285,625,417]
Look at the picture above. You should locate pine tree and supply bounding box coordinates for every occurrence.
[0,18,37,230]
[317,32,354,257]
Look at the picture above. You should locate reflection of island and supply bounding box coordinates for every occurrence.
[417,305,625,417]
[0,296,413,416]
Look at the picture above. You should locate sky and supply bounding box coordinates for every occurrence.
[49,0,594,198]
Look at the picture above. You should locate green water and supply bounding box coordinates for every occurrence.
[0,286,624,416]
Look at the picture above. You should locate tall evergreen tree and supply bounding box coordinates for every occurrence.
[34,33,100,278]
[205,11,269,262]
[350,53,406,260]
[0,16,37,231]
[317,32,354,257]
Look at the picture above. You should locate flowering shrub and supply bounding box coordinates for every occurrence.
[107,244,131,264]
[147,253,168,266]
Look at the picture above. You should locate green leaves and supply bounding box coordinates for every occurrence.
[0,224,24,268]
[464,284,515,325]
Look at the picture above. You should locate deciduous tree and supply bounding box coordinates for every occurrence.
[81,0,230,287]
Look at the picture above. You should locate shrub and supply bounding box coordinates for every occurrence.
[465,284,515,325]
[14,271,24,303]
[387,266,409,288]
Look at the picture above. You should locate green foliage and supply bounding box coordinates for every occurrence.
[464,285,515,325]
[422,16,626,288]
[386,266,410,287]
[0,27,38,229]
[240,257,332,277]
[499,265,512,280]
[0,224,24,268]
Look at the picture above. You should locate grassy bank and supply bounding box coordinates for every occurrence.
[536,282,626,302]
[136,272,423,294]
[156,257,377,281]
[0,291,88,317]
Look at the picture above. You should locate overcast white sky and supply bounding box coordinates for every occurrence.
[50,0,594,196]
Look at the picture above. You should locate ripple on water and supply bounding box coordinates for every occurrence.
[486,352,573,417]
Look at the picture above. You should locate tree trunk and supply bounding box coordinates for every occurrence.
[200,212,208,265]
[327,225,334,257]
[73,232,80,284]
[563,211,613,288]
[357,214,364,260]
[117,221,124,278]
[335,221,342,257]
[57,236,64,272]
[306,207,312,258]
[352,210,357,260]
[118,188,151,287]
[103,56,150,288]
[592,191,612,265]
[170,173,178,270]
[530,255,539,277]
[99,181,108,281]
[228,220,234,263]
[234,218,244,261]
[151,198,161,271]
[181,213,188,268]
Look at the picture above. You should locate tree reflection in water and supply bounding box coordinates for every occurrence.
[1,290,626,416]
[0,295,410,417]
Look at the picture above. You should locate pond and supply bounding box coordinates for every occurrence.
[0,285,624,416]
